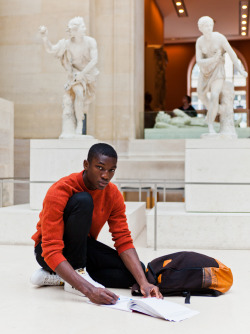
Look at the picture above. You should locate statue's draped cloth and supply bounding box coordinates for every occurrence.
[50,39,99,105]
[197,52,225,97]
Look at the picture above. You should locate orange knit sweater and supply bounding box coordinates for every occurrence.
[31,171,134,271]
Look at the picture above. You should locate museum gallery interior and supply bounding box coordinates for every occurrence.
[0,0,250,333]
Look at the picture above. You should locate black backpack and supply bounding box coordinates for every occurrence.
[132,251,233,303]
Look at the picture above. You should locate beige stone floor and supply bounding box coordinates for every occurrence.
[0,237,249,333]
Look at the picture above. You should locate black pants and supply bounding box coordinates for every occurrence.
[35,192,143,288]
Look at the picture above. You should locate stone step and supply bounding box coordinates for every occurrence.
[115,159,184,180]
[0,202,146,247]
[2,200,248,250]
[147,202,250,249]
[126,139,185,158]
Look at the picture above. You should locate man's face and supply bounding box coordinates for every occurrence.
[83,154,117,190]
[182,96,188,105]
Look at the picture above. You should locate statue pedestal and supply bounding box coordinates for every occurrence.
[201,132,237,139]
[185,139,250,212]
[30,137,98,210]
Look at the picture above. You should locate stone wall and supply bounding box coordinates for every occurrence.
[0,0,144,144]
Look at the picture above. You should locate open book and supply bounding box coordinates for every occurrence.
[128,297,199,322]
[96,296,199,322]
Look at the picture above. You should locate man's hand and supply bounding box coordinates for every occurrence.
[87,287,119,305]
[140,282,163,299]
[119,248,163,300]
[55,261,119,305]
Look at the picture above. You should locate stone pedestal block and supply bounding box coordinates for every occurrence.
[0,98,14,207]
[185,139,250,212]
[147,203,250,249]
[30,137,97,210]
[14,139,30,205]
[116,139,185,180]
[0,202,145,246]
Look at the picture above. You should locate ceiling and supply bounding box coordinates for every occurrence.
[155,0,250,43]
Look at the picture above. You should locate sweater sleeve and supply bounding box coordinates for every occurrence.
[32,172,85,271]
[40,193,68,271]
[108,188,135,254]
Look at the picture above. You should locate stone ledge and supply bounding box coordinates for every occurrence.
[0,202,146,247]
[147,202,250,249]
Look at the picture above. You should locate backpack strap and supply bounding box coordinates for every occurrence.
[182,291,191,304]
[147,262,158,284]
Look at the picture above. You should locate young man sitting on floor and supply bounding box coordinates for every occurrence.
[30,143,162,305]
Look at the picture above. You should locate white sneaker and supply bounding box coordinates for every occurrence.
[30,268,64,286]
[64,268,104,297]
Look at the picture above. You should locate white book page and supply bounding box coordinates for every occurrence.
[128,298,199,322]
[89,296,199,321]
[88,295,133,312]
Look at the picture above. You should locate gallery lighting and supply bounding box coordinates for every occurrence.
[239,1,249,36]
[172,0,188,17]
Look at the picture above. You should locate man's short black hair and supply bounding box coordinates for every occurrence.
[87,143,117,163]
[185,95,192,104]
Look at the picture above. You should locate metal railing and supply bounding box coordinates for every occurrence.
[115,179,184,250]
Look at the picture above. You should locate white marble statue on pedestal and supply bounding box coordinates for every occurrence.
[196,16,248,138]
[39,17,99,138]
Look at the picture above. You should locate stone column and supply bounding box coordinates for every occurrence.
[89,0,144,149]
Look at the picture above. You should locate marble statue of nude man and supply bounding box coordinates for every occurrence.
[39,17,99,137]
[196,16,247,134]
